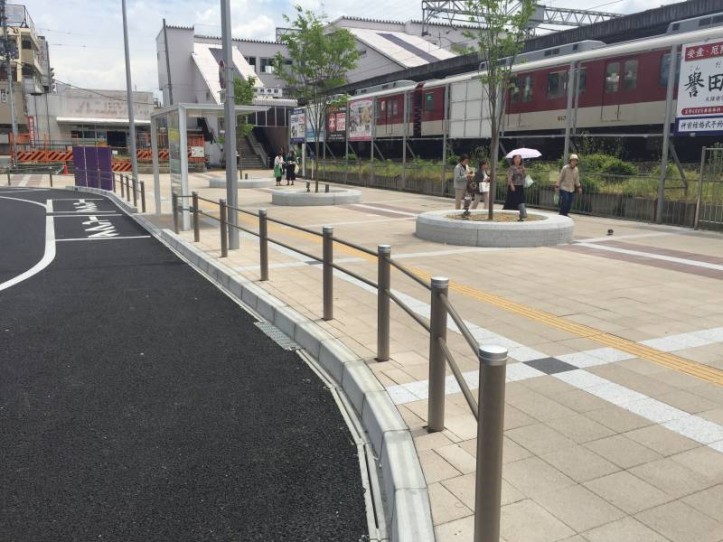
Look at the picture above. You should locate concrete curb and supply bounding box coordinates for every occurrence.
[65,185,436,541]
[208,177,275,189]
[416,209,574,247]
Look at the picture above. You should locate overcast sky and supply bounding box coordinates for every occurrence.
[25,0,679,97]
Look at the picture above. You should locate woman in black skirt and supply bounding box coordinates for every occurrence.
[503,154,527,221]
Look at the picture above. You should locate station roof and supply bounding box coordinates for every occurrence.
[348,27,456,68]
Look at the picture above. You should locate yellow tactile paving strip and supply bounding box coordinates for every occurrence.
[204,201,723,386]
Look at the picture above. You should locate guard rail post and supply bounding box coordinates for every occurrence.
[220,199,228,258]
[112,172,117,192]
[120,174,125,198]
[428,277,449,432]
[377,244,391,361]
[132,176,138,208]
[259,208,269,281]
[474,345,508,542]
[322,226,334,321]
[140,180,146,212]
[49,168,54,187]
[7,167,10,186]
[192,192,200,242]
[125,175,131,202]
[172,192,179,234]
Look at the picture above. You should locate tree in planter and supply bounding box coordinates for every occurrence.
[234,75,256,179]
[463,0,535,218]
[274,5,359,192]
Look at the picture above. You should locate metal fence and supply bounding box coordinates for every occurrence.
[172,193,508,542]
[695,147,723,231]
[313,159,723,231]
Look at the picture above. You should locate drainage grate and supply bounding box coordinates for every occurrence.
[254,321,300,350]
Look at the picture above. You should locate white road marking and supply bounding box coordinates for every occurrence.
[17,174,32,187]
[0,200,56,292]
[578,232,677,243]
[56,235,151,242]
[305,217,414,227]
[575,242,723,271]
[52,214,122,218]
[346,203,419,217]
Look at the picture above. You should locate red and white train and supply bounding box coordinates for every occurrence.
[317,13,723,159]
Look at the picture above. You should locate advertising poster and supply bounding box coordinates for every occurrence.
[676,40,723,134]
[305,103,325,143]
[326,105,347,142]
[168,110,182,195]
[290,108,306,143]
[348,98,373,141]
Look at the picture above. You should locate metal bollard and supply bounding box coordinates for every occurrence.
[112,172,117,192]
[140,180,146,213]
[325,183,330,193]
[120,174,125,198]
[245,173,248,180]
[306,181,311,192]
[125,175,131,201]
[172,192,179,234]
[192,192,200,242]
[259,209,269,281]
[322,226,334,321]
[132,177,138,208]
[377,244,391,362]
[428,277,449,432]
[474,345,508,542]
[7,168,10,186]
[219,199,228,258]
[49,169,54,187]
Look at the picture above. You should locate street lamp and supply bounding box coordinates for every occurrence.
[121,0,139,183]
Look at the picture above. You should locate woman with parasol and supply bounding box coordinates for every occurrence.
[502,148,540,221]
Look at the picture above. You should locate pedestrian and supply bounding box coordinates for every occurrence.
[273,149,284,186]
[503,154,527,221]
[453,154,473,210]
[285,148,297,186]
[472,159,491,210]
[555,153,583,216]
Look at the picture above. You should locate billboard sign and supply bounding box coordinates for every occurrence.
[290,108,306,143]
[676,40,723,134]
[348,98,373,141]
[305,103,325,143]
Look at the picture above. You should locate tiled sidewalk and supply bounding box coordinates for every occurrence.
[28,171,723,541]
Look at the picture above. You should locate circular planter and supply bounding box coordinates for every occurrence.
[271,187,362,206]
[415,210,574,247]
[209,177,275,189]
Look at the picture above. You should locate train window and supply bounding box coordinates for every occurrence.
[379,100,386,112]
[392,99,399,116]
[547,71,567,99]
[623,60,638,90]
[660,53,681,87]
[510,80,520,103]
[522,75,533,102]
[605,62,620,93]
[424,92,435,111]
[578,67,587,94]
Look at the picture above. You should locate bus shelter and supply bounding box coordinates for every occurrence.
[150,103,269,229]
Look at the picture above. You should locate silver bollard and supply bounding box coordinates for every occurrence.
[140,180,146,213]
[259,209,269,281]
[428,277,449,432]
[474,345,508,542]
[322,226,334,321]
[220,199,228,258]
[377,244,391,362]
[192,192,200,242]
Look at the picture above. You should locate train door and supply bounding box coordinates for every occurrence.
[413,83,424,138]
[601,60,621,121]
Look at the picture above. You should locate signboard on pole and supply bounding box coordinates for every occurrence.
[348,98,373,141]
[290,107,306,143]
[676,40,723,135]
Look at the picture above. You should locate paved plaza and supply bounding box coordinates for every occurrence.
[9,170,723,541]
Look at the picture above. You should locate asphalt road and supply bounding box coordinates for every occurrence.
[0,188,368,542]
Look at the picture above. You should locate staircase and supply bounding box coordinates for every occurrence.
[237,136,267,170]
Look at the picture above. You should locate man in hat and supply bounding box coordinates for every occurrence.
[555,153,582,216]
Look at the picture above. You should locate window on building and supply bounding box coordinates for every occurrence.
[623,59,638,91]
[424,92,435,112]
[245,56,257,70]
[605,62,620,93]
[546,71,567,99]
[260,58,275,74]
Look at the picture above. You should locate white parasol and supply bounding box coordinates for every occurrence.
[505,148,542,160]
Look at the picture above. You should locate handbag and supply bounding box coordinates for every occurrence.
[524,175,534,188]
[553,191,560,205]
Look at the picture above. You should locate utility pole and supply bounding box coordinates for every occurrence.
[221,0,239,249]
[1,0,19,166]
[121,0,139,184]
